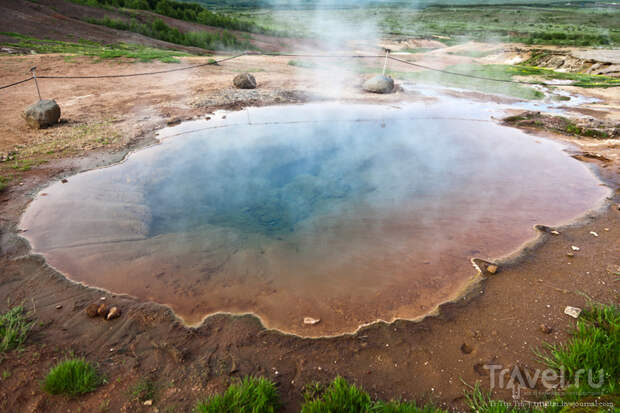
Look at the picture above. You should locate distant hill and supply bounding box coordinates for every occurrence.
[186,0,600,10]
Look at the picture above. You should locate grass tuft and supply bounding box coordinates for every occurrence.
[0,176,8,193]
[300,377,445,413]
[465,382,532,413]
[43,358,101,396]
[373,401,448,413]
[301,376,371,413]
[0,305,33,352]
[130,378,157,403]
[537,303,620,397]
[194,376,280,413]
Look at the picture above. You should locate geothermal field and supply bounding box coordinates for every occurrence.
[0,0,619,412]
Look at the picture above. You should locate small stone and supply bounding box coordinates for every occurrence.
[460,343,473,354]
[55,304,62,310]
[22,99,61,129]
[61,179,68,183]
[589,231,598,237]
[100,297,106,301]
[106,306,121,320]
[85,303,99,318]
[550,230,560,235]
[166,117,181,126]
[571,246,580,251]
[564,306,582,318]
[97,303,109,317]
[233,73,257,89]
[566,252,575,257]
[486,264,498,274]
[143,399,153,406]
[304,317,320,325]
[540,324,553,334]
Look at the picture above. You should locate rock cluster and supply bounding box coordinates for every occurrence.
[85,301,122,320]
[22,99,61,129]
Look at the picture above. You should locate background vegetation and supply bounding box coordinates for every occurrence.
[68,0,282,35]
[0,32,190,62]
[85,16,254,50]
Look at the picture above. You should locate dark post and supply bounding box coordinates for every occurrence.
[29,66,42,101]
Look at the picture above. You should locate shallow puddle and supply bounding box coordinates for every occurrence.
[20,102,609,336]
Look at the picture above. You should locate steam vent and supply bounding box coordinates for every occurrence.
[20,103,608,337]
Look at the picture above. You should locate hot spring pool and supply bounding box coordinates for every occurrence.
[20,102,609,336]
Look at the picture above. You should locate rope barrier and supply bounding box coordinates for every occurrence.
[0,51,617,90]
[36,53,246,80]
[388,55,546,86]
[0,76,34,90]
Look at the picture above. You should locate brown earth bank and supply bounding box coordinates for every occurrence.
[0,53,619,412]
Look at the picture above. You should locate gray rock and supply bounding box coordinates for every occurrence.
[363,75,394,94]
[22,99,61,129]
[233,73,257,89]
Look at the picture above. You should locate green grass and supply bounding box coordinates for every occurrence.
[301,377,445,413]
[0,306,33,353]
[0,32,190,62]
[537,303,620,401]
[402,47,437,54]
[68,0,283,36]
[189,305,619,413]
[43,358,102,396]
[506,65,620,88]
[8,158,40,172]
[288,60,318,69]
[465,383,533,413]
[0,176,8,193]
[462,303,620,412]
[86,17,254,51]
[222,5,620,47]
[504,112,612,139]
[194,376,280,413]
[380,64,544,100]
[301,377,372,413]
[129,378,157,403]
[382,63,618,100]
[447,49,501,58]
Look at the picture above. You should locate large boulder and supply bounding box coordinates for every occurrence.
[22,99,61,129]
[233,73,257,89]
[363,75,395,94]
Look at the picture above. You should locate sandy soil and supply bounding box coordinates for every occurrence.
[0,51,619,412]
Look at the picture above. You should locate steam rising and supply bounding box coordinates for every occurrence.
[19,102,608,336]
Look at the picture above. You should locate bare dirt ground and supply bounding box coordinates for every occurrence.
[0,50,619,412]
